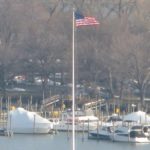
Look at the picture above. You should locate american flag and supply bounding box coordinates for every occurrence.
[75,11,99,27]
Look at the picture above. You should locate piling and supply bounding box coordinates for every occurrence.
[82,120,85,142]
[33,114,36,134]
[97,119,99,140]
[88,119,90,139]
[67,119,70,140]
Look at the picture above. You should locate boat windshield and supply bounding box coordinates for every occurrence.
[107,117,122,122]
[131,126,142,130]
[130,131,146,138]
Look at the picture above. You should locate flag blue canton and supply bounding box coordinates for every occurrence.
[75,11,84,20]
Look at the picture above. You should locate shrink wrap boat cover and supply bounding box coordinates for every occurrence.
[123,111,150,123]
[7,107,53,133]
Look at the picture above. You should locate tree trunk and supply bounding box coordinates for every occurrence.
[108,68,114,98]
[119,80,124,109]
[0,64,6,100]
[139,88,145,111]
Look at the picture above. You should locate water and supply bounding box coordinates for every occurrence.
[0,132,150,150]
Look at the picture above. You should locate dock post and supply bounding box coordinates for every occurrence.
[88,119,90,139]
[67,119,70,140]
[82,120,85,142]
[33,114,36,134]
[112,121,115,142]
[97,119,99,140]
[101,111,103,127]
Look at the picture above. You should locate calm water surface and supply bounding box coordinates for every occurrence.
[0,132,150,150]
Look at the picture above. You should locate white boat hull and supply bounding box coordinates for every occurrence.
[111,134,150,143]
[54,122,97,132]
[89,130,111,140]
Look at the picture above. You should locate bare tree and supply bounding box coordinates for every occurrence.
[0,0,19,98]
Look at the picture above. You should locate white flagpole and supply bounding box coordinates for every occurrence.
[72,8,75,150]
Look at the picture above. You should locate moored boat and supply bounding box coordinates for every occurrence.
[88,125,113,140]
[7,107,53,134]
[110,125,150,143]
[54,109,100,132]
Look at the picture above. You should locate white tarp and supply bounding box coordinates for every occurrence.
[7,107,53,133]
[123,111,150,123]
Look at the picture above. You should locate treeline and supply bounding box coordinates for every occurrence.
[0,0,150,109]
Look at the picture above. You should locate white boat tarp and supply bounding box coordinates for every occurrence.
[123,111,150,123]
[7,107,53,133]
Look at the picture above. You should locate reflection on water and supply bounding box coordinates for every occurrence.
[0,133,150,150]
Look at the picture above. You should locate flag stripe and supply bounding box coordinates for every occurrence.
[76,17,99,27]
[75,12,99,27]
